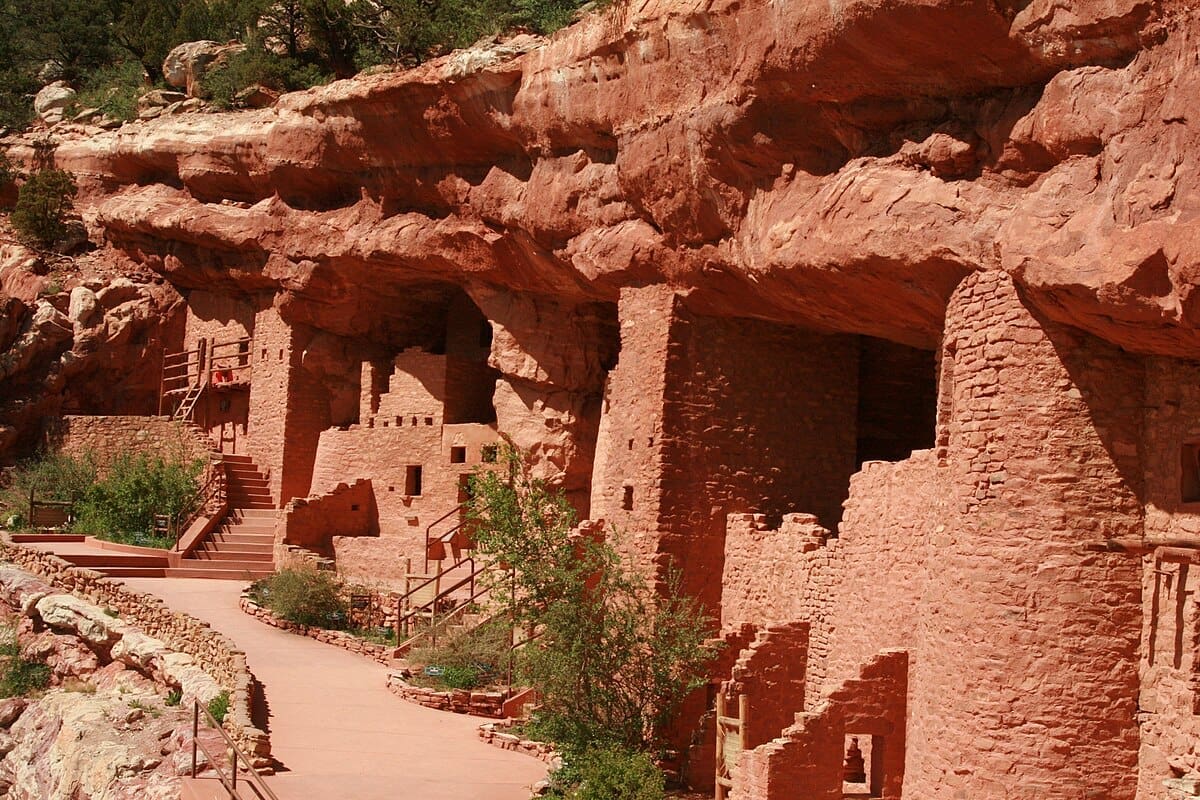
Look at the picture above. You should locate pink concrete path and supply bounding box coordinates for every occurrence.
[120,577,546,800]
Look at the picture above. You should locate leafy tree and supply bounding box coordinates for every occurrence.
[467,445,718,770]
[11,168,78,247]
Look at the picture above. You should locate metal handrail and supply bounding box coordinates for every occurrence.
[395,581,493,652]
[424,502,471,571]
[175,459,227,550]
[395,559,479,632]
[191,700,278,800]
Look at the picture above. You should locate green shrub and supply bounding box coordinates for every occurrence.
[207,690,230,723]
[165,688,182,706]
[0,451,98,526]
[440,664,481,689]
[70,60,145,122]
[259,567,348,628]
[469,444,718,757]
[11,168,77,247]
[73,450,204,547]
[0,628,50,698]
[408,617,511,686]
[567,746,664,800]
[203,46,329,108]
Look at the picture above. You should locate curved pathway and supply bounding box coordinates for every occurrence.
[121,577,546,800]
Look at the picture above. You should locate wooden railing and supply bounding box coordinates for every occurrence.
[191,700,278,800]
[160,335,253,420]
[160,341,206,416]
[209,337,253,386]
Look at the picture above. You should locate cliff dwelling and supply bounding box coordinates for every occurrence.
[0,0,1198,799]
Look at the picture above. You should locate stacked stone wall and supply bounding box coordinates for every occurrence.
[1137,358,1200,796]
[0,537,267,756]
[51,415,212,468]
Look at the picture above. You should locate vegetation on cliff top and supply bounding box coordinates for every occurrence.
[0,0,594,129]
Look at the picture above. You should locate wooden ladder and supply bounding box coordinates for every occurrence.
[715,691,748,800]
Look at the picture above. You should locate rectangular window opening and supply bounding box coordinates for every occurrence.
[405,465,423,496]
[450,446,467,464]
[481,445,498,463]
[1183,444,1200,503]
[622,485,634,511]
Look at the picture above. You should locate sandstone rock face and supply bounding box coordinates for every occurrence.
[5,1,1200,798]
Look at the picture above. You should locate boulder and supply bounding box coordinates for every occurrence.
[33,81,75,125]
[162,40,245,97]
[136,90,188,113]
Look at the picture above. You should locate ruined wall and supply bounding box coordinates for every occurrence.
[593,286,858,612]
[1137,358,1200,797]
[855,337,937,465]
[310,422,498,584]
[275,478,378,558]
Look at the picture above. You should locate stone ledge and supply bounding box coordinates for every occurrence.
[386,672,508,718]
[238,595,393,664]
[477,720,558,765]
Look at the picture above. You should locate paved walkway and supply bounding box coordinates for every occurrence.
[120,578,546,800]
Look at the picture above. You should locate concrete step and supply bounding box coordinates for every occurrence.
[221,454,254,464]
[227,509,279,520]
[228,501,277,511]
[219,526,275,538]
[58,553,170,569]
[204,542,273,555]
[192,549,273,562]
[178,557,273,572]
[9,534,86,543]
[91,566,170,578]
[212,533,274,546]
[167,566,273,580]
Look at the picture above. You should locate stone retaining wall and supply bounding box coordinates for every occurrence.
[238,594,393,664]
[477,720,558,764]
[0,535,269,758]
[386,672,507,718]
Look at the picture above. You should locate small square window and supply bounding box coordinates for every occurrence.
[425,417,434,426]
[481,445,498,463]
[450,446,467,464]
[350,504,360,512]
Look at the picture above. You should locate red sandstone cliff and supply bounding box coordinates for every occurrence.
[3,2,1200,799]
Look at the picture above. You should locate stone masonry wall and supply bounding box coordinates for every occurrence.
[1137,357,1200,797]
[657,308,857,612]
[275,478,378,558]
[50,415,212,469]
[310,423,498,586]
[0,536,268,757]
[900,271,1144,799]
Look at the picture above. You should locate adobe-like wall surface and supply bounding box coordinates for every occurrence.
[7,0,1200,796]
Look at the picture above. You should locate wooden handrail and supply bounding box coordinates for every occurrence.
[191,700,278,800]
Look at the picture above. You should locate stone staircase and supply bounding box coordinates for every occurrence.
[16,453,278,581]
[173,454,276,580]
